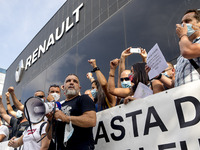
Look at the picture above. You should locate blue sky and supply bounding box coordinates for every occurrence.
[0,0,67,70]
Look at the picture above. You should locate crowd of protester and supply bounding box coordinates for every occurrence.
[0,8,199,150]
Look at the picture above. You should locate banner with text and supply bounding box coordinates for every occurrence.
[93,80,200,150]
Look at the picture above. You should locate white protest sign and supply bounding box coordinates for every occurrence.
[147,43,168,80]
[133,82,153,99]
[93,80,200,150]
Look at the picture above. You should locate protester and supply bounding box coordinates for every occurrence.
[6,92,23,119]
[46,84,61,102]
[117,47,147,88]
[162,62,175,80]
[159,62,176,89]
[0,95,29,139]
[45,84,62,150]
[175,9,200,86]
[8,120,50,150]
[0,116,9,142]
[108,49,164,102]
[88,59,116,111]
[46,74,96,150]
[8,86,46,111]
[146,9,200,88]
[108,59,152,99]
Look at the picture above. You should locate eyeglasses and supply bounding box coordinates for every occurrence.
[120,77,130,82]
[163,68,173,72]
[37,95,45,98]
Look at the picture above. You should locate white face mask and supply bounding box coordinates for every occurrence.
[16,110,23,118]
[51,93,60,101]
[63,120,74,147]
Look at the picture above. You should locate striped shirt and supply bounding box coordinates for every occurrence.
[175,37,200,87]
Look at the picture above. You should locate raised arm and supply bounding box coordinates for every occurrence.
[86,72,95,83]
[118,47,132,87]
[5,92,17,118]
[0,95,11,125]
[88,59,116,107]
[8,87,24,111]
[139,48,147,63]
[108,58,132,98]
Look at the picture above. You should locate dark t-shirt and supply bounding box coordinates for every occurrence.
[56,95,95,150]
[10,117,29,138]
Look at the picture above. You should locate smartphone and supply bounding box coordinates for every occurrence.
[130,48,141,53]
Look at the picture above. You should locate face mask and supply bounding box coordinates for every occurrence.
[41,98,45,102]
[121,80,132,88]
[16,110,23,118]
[63,120,74,147]
[162,72,170,78]
[91,89,97,99]
[51,93,60,101]
[185,24,196,37]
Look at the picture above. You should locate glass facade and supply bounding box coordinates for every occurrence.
[3,0,200,103]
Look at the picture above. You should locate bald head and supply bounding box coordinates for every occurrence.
[120,70,131,78]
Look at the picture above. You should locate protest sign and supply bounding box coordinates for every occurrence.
[147,43,168,80]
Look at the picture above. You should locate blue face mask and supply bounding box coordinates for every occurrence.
[186,24,196,37]
[121,80,132,88]
[162,72,170,78]
[91,89,97,99]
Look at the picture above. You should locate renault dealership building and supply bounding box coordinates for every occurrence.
[2,0,200,103]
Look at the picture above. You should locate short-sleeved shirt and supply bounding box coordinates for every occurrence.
[23,121,47,150]
[56,95,95,150]
[10,117,29,138]
[0,125,9,141]
[175,37,200,87]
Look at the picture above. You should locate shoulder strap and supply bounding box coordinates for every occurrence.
[189,59,200,74]
[105,97,111,108]
[39,122,47,136]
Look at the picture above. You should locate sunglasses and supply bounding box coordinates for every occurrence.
[120,77,130,82]
[37,95,45,98]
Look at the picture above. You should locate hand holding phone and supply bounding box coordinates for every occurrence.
[130,48,141,53]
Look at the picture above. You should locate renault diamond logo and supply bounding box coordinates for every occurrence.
[15,60,24,83]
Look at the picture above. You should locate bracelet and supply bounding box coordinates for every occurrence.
[155,74,162,80]
[7,103,10,104]
[91,67,100,72]
[179,34,187,40]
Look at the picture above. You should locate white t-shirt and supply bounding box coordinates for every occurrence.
[0,125,9,141]
[23,121,47,150]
